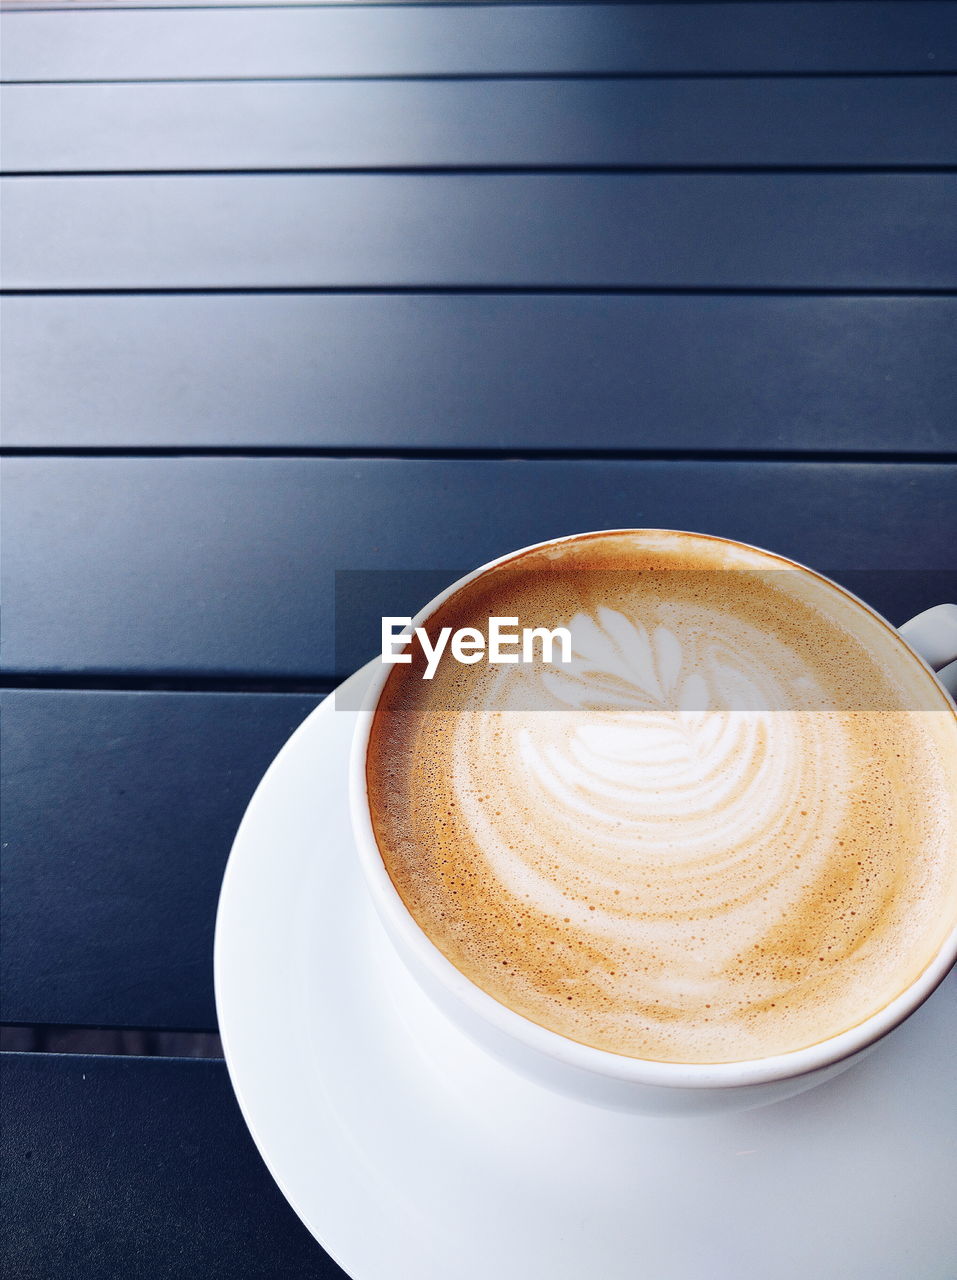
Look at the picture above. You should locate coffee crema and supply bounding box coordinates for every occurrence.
[366,532,957,1064]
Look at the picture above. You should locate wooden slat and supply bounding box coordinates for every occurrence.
[4,294,957,452]
[5,77,956,172]
[0,690,321,1030]
[4,1012,957,1279]
[4,173,955,290]
[3,4,955,82]
[0,1054,344,1278]
[2,457,954,679]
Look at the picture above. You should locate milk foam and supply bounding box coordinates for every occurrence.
[367,533,957,1063]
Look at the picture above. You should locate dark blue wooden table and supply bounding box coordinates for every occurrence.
[2,3,956,1275]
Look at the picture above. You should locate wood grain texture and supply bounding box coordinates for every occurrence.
[4,294,957,451]
[5,77,956,172]
[3,4,954,82]
[5,173,956,289]
[2,457,954,678]
[1,1054,344,1278]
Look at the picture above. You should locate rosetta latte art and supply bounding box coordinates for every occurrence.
[368,531,957,1063]
[450,605,854,1042]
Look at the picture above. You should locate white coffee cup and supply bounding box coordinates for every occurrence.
[349,532,957,1115]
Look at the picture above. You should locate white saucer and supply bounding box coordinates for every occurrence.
[214,662,957,1280]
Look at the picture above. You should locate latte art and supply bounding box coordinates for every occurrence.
[367,532,957,1063]
[545,607,820,712]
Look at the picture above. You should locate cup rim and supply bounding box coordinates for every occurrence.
[348,529,957,1090]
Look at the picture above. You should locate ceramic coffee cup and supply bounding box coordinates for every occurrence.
[350,532,957,1115]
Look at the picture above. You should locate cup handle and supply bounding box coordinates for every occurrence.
[898,604,957,697]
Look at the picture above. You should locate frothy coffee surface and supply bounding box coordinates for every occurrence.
[367,532,957,1063]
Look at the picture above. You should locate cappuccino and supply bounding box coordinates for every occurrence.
[366,532,957,1064]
